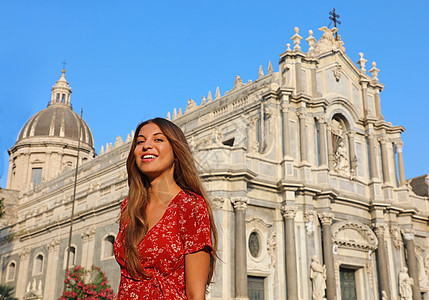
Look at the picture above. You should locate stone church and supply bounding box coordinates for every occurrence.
[0,26,428,300]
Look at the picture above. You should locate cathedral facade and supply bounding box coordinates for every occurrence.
[1,26,428,300]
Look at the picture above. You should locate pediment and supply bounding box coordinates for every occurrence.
[332,221,378,250]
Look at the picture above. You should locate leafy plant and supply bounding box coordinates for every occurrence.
[59,265,115,300]
[0,285,18,300]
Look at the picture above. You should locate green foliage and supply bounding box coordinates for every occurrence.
[59,265,115,300]
[0,285,18,300]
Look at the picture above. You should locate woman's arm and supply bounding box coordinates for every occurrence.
[185,248,211,300]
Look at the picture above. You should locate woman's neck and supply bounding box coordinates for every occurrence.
[148,173,181,205]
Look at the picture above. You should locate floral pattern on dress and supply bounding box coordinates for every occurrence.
[114,190,213,299]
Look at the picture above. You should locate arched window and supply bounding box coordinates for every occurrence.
[61,94,65,103]
[102,235,115,259]
[56,93,60,102]
[64,246,76,268]
[34,254,44,275]
[6,261,16,281]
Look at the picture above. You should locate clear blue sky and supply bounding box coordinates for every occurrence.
[0,0,428,188]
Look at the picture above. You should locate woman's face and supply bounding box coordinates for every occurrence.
[134,123,175,181]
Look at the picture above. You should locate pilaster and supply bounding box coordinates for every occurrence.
[45,239,60,300]
[81,227,96,270]
[16,247,30,299]
[372,223,390,299]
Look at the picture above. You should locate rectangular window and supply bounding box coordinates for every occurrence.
[31,168,42,187]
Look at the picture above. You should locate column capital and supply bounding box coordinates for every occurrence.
[402,228,415,241]
[378,136,388,144]
[297,112,307,119]
[395,141,404,152]
[19,247,30,259]
[211,197,226,209]
[316,115,327,123]
[371,223,386,235]
[81,227,96,242]
[346,131,356,138]
[281,205,297,219]
[318,212,334,225]
[48,238,60,251]
[281,101,289,111]
[231,197,248,210]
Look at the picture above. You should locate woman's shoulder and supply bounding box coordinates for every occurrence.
[121,197,128,209]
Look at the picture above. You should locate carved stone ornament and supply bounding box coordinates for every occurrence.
[19,247,30,259]
[281,206,297,219]
[402,228,415,241]
[48,238,60,251]
[267,232,277,268]
[333,64,342,82]
[210,197,225,210]
[390,226,402,249]
[304,211,318,236]
[318,212,334,225]
[231,197,248,210]
[332,221,378,250]
[82,226,96,241]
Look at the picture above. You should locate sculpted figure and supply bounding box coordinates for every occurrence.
[334,141,349,175]
[399,267,413,300]
[310,256,327,300]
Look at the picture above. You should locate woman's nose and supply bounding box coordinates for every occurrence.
[142,141,153,150]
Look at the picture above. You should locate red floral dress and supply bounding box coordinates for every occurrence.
[114,190,213,299]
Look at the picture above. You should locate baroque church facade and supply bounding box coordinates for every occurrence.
[1,26,429,300]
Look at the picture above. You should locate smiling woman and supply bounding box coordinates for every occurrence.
[114,117,218,300]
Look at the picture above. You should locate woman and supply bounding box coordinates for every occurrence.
[114,118,217,299]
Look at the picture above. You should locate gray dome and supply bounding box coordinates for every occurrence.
[17,105,94,147]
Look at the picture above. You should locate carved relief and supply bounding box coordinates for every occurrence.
[304,211,318,236]
[390,225,402,249]
[267,232,277,268]
[332,221,378,250]
[233,116,248,148]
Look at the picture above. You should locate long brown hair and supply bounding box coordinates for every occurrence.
[121,117,218,284]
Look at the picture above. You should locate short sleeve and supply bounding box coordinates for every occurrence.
[180,192,213,255]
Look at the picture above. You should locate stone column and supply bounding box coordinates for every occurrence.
[347,131,357,176]
[319,213,336,300]
[373,224,390,299]
[281,102,291,157]
[403,230,421,300]
[231,197,249,300]
[361,81,370,118]
[317,116,327,166]
[298,112,307,162]
[282,206,298,300]
[326,123,335,170]
[45,239,60,300]
[81,227,96,270]
[367,133,378,180]
[379,137,390,184]
[16,248,30,299]
[395,142,406,186]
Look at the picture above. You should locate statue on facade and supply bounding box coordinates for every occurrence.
[310,255,327,300]
[381,290,388,300]
[334,141,349,175]
[399,267,413,300]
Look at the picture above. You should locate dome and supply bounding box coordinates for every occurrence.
[17,106,94,146]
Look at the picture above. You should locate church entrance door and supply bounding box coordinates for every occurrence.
[248,276,264,300]
[340,268,357,300]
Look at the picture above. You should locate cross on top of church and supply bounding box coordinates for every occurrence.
[61,60,67,73]
[329,8,341,39]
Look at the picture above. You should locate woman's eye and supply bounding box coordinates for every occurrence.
[136,140,145,145]
[155,138,163,142]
